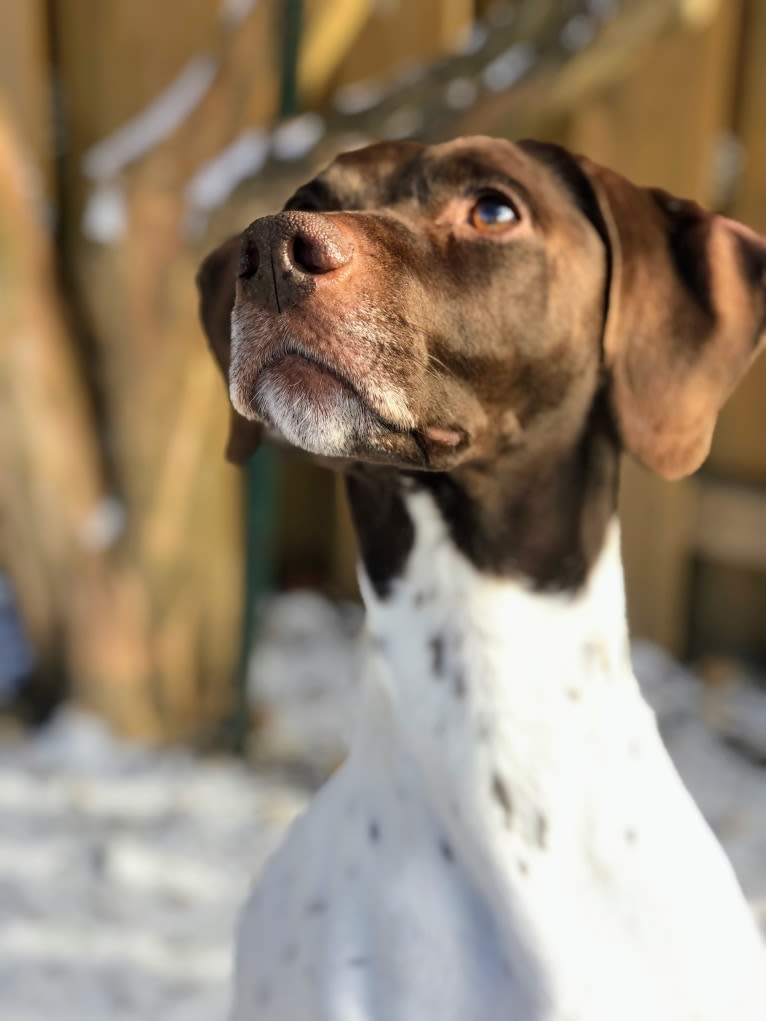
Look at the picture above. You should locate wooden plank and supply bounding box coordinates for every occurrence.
[0,0,53,197]
[567,0,741,199]
[55,0,280,214]
[457,0,729,143]
[331,475,360,601]
[299,0,374,106]
[43,1,286,738]
[693,478,766,569]
[0,103,166,736]
[689,561,766,661]
[730,0,766,229]
[618,463,696,655]
[331,0,475,91]
[54,0,220,158]
[707,0,766,483]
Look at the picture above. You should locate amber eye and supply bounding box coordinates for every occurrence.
[469,194,519,233]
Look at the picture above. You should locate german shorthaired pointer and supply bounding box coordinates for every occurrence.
[198,137,766,1021]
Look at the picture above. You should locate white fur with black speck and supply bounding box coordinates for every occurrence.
[231,490,766,1021]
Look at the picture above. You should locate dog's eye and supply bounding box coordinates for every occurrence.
[469,194,519,233]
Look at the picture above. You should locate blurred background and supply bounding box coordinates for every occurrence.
[1,1,765,1018]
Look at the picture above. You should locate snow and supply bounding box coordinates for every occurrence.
[77,497,127,553]
[456,22,489,57]
[444,77,480,112]
[248,592,363,772]
[272,114,325,163]
[80,54,219,244]
[560,13,597,52]
[587,0,619,15]
[81,183,128,245]
[0,709,306,1021]
[632,640,766,934]
[186,130,269,212]
[219,0,257,28]
[184,129,270,237]
[392,61,428,89]
[333,81,389,116]
[82,57,219,182]
[1,595,764,1020]
[381,107,425,141]
[481,43,537,92]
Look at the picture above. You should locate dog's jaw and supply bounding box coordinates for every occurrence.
[228,305,424,460]
[252,359,378,457]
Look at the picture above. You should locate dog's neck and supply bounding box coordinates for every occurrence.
[348,400,620,597]
[341,448,766,1013]
[344,434,649,873]
[351,481,636,790]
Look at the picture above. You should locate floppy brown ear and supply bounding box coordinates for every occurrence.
[578,156,766,479]
[196,236,263,464]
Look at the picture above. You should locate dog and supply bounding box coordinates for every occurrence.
[198,136,766,1021]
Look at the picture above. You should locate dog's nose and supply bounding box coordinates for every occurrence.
[239,212,354,312]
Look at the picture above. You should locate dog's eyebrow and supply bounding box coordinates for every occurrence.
[419,155,540,220]
[466,172,537,213]
[284,178,341,212]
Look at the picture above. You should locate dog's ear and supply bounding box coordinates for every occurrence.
[578,157,766,479]
[196,236,262,464]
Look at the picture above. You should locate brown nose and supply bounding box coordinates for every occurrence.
[239,211,354,312]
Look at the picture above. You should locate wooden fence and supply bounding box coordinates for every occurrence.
[1,0,764,742]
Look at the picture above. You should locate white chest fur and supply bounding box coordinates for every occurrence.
[231,490,765,1021]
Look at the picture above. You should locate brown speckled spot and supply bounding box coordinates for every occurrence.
[477,719,492,742]
[536,813,549,850]
[281,942,299,965]
[430,634,445,675]
[491,772,513,825]
[439,837,455,863]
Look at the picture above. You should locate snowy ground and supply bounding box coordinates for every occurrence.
[1,594,765,1021]
[0,712,307,1021]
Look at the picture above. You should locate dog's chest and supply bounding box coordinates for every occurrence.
[231,493,765,1021]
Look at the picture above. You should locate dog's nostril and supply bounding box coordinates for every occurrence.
[291,230,351,276]
[239,238,259,279]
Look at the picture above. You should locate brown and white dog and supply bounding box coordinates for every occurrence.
[198,137,766,1021]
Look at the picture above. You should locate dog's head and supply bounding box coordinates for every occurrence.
[198,136,765,480]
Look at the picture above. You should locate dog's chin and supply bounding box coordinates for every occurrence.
[233,356,387,458]
[230,355,474,468]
